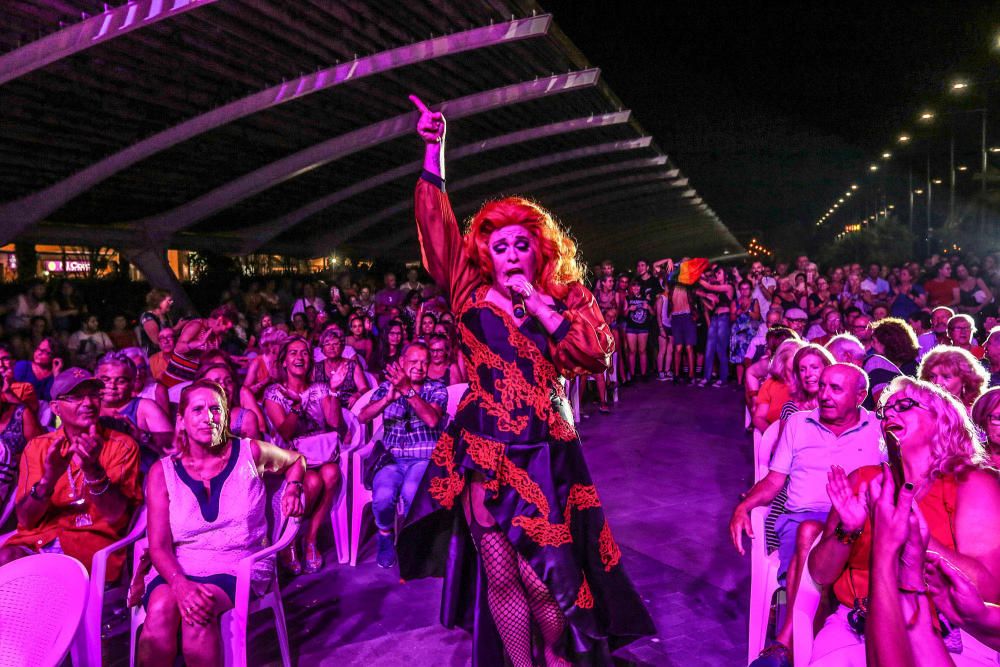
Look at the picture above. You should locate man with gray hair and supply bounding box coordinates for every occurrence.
[731,364,883,665]
[825,333,866,366]
[359,341,447,569]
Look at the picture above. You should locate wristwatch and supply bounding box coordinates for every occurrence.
[404,388,418,399]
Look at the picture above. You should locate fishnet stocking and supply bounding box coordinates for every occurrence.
[476,528,534,667]
[517,557,567,666]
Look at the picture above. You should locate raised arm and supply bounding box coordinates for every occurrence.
[409,95,479,310]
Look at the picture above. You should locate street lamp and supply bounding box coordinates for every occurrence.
[919,111,936,122]
[898,134,912,143]
[881,151,892,159]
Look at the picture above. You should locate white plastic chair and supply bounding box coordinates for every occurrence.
[791,534,823,667]
[77,506,148,667]
[445,382,468,423]
[755,421,782,483]
[167,381,191,407]
[329,409,363,565]
[748,505,781,663]
[348,425,382,566]
[0,487,15,531]
[129,498,302,667]
[0,553,90,667]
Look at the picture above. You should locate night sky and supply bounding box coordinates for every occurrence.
[539,0,1000,252]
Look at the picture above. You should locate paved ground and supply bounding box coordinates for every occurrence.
[110,378,752,666]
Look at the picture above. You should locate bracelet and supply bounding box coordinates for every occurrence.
[835,523,864,545]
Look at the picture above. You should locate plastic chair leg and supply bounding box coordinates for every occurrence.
[269,593,292,667]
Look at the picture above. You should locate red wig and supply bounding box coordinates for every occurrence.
[464,196,585,299]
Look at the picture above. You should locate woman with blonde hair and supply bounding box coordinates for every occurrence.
[751,338,803,433]
[810,376,1000,665]
[918,345,989,410]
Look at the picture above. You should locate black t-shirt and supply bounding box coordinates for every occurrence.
[637,275,661,303]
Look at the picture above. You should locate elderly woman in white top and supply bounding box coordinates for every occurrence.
[138,379,305,667]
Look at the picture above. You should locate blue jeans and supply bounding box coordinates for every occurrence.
[372,457,429,531]
[703,314,732,381]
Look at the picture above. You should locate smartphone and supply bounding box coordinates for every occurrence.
[884,430,906,501]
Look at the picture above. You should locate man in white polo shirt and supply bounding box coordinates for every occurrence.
[730,363,884,666]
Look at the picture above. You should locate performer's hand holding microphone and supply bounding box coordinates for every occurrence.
[506,275,537,318]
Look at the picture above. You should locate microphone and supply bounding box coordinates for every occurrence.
[512,293,526,318]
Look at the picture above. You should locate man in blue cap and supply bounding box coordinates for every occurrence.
[0,367,142,581]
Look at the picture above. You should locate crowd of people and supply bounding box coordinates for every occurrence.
[2,234,1000,664]
[718,253,1000,666]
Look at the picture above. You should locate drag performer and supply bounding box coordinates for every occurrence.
[397,96,655,666]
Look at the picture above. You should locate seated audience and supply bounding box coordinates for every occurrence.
[148,328,175,382]
[370,319,405,381]
[162,306,239,387]
[137,380,306,667]
[426,334,463,386]
[139,289,174,356]
[0,347,42,516]
[0,368,142,578]
[264,336,343,574]
[241,326,288,429]
[195,363,262,440]
[948,314,985,359]
[96,352,173,473]
[734,364,883,665]
[985,327,1000,387]
[751,339,802,433]
[68,315,114,370]
[971,388,1000,469]
[919,345,989,411]
[826,332,866,366]
[14,336,62,402]
[313,326,369,409]
[358,342,447,568]
[809,376,1000,665]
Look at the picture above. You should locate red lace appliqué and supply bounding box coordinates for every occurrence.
[599,519,622,572]
[457,287,577,441]
[576,574,594,609]
[428,432,464,510]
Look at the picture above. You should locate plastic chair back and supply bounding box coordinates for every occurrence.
[747,506,781,662]
[0,554,89,667]
[445,382,468,420]
[0,486,15,531]
[755,421,781,483]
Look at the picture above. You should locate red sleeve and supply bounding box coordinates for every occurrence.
[414,174,481,312]
[549,283,615,378]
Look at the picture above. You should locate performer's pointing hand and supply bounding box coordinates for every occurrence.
[409,94,446,144]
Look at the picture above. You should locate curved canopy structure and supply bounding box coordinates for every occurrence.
[0,0,743,270]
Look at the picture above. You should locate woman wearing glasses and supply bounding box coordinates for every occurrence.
[808,376,1000,665]
[972,388,1000,469]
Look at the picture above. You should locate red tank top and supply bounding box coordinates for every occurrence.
[832,465,957,607]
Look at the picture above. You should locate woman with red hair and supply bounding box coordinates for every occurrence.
[398,97,654,666]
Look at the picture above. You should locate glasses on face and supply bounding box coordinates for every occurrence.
[59,392,100,405]
[988,413,1000,426]
[876,397,929,421]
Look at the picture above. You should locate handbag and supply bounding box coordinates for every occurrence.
[292,431,341,467]
[362,440,396,491]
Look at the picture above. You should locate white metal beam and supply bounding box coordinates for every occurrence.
[0,15,553,244]
[237,108,632,252]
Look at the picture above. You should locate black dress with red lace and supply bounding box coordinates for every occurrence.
[397,173,655,665]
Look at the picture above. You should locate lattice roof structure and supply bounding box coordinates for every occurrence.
[0,0,743,270]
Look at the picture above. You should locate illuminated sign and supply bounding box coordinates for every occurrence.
[44,260,90,272]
